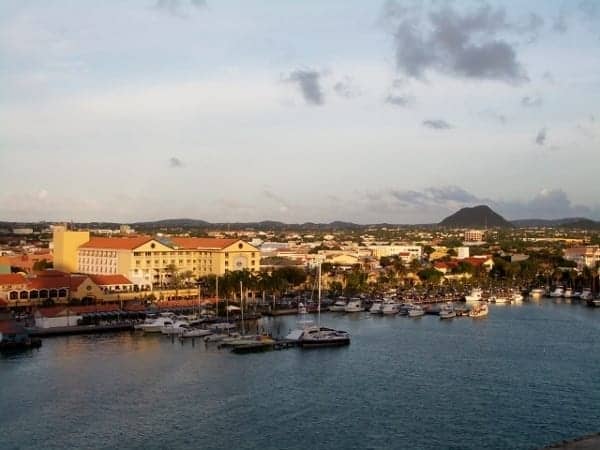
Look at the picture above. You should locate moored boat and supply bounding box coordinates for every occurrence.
[381,299,399,315]
[329,298,347,312]
[468,302,488,318]
[408,305,425,318]
[439,303,456,319]
[344,298,364,313]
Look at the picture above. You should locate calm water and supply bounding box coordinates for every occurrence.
[1,300,600,450]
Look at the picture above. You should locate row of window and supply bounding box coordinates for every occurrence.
[80,250,117,257]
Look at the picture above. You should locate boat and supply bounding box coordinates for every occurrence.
[491,295,510,304]
[468,302,488,318]
[563,288,574,299]
[511,291,524,304]
[408,305,425,318]
[179,327,212,338]
[369,300,383,315]
[298,263,351,348]
[344,298,364,313]
[550,286,565,298]
[134,315,174,333]
[161,320,190,335]
[580,288,593,301]
[529,287,546,298]
[439,303,456,319]
[298,302,308,314]
[205,332,240,343]
[381,299,399,315]
[399,303,412,316]
[329,298,347,312]
[464,288,483,303]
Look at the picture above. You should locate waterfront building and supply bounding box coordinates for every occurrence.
[563,246,600,269]
[52,225,91,273]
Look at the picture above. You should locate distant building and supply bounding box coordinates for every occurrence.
[12,228,34,235]
[464,230,484,242]
[564,246,600,269]
[456,247,470,259]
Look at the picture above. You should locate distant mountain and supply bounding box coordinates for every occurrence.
[439,205,512,228]
[511,217,600,229]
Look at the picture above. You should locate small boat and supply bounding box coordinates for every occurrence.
[439,303,456,319]
[465,288,483,303]
[563,288,574,299]
[580,288,593,301]
[369,300,383,315]
[529,287,546,298]
[469,302,488,318]
[491,295,510,304]
[344,298,364,313]
[382,299,399,315]
[329,298,347,312]
[179,327,212,338]
[161,320,190,335]
[205,332,240,342]
[550,286,564,298]
[408,305,425,318]
[298,302,308,314]
[511,291,524,304]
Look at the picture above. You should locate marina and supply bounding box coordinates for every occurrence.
[2,299,600,449]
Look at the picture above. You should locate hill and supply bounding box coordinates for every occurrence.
[439,205,512,228]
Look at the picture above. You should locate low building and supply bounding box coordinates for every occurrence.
[34,307,83,328]
[564,246,600,269]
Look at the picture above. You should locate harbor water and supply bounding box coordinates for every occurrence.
[1,300,600,450]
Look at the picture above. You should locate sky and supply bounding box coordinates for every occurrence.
[1,0,599,224]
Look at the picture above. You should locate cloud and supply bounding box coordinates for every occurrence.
[286,69,324,105]
[362,185,599,221]
[333,77,361,99]
[423,119,452,130]
[384,3,530,83]
[169,157,184,168]
[480,109,507,124]
[385,94,414,107]
[535,128,547,145]
[155,0,206,17]
[521,95,542,107]
[262,189,291,213]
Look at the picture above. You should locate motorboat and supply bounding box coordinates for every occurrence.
[329,298,347,312]
[399,303,412,316]
[468,302,488,318]
[563,288,574,299]
[209,322,237,333]
[511,291,524,304]
[298,302,308,314]
[550,286,564,297]
[369,300,383,315]
[161,320,190,335]
[381,299,399,315]
[134,315,174,333]
[491,295,510,304]
[408,305,425,318]
[529,287,546,298]
[205,332,240,343]
[299,326,351,348]
[580,288,593,301]
[179,327,212,338]
[464,288,483,303]
[344,298,364,313]
[439,303,456,319]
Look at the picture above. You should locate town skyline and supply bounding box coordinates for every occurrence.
[2,0,600,223]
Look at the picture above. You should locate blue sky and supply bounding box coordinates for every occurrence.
[1,0,599,223]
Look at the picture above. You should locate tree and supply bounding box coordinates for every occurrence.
[417,268,444,284]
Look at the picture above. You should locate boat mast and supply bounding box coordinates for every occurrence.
[215,275,219,316]
[317,262,321,329]
[240,280,245,335]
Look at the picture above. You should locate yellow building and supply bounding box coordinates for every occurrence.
[67,235,260,288]
[52,225,90,273]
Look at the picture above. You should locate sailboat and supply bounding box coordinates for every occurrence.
[295,263,350,348]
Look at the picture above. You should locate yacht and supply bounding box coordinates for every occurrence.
[329,298,347,312]
[369,300,383,315]
[381,299,399,315]
[563,288,574,299]
[580,288,593,301]
[468,302,489,318]
[511,291,524,304]
[161,320,190,335]
[439,303,456,319]
[298,326,351,348]
[529,287,546,298]
[179,327,212,338]
[491,295,510,304]
[465,288,483,303]
[408,305,425,318]
[134,315,174,333]
[399,303,413,316]
[550,286,565,297]
[344,298,364,313]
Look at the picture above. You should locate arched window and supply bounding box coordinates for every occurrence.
[9,291,18,300]
[30,290,39,299]
[58,289,67,298]
[49,289,58,298]
[39,290,49,299]
[20,291,28,299]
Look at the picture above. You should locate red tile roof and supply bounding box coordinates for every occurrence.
[170,237,240,250]
[88,274,133,286]
[27,276,71,289]
[79,236,153,250]
[0,274,27,286]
